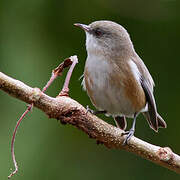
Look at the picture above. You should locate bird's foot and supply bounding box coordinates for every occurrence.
[86,105,95,114]
[121,128,135,145]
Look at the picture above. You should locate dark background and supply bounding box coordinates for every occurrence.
[0,0,180,179]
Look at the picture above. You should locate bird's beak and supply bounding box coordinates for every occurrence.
[74,23,91,32]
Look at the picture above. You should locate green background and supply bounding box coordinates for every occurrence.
[0,0,180,179]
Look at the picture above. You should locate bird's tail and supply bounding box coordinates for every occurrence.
[156,113,167,128]
[143,112,167,131]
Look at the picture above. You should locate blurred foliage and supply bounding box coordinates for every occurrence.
[0,0,180,179]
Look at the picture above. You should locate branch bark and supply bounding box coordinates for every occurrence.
[0,71,180,174]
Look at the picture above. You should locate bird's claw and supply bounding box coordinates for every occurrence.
[122,128,135,145]
[86,106,107,115]
[86,105,94,114]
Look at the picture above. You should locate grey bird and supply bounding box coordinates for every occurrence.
[74,20,167,144]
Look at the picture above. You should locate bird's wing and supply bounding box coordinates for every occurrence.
[141,78,158,131]
[131,55,154,91]
[132,55,158,131]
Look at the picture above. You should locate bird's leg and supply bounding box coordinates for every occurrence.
[122,113,138,145]
[86,105,107,115]
[114,116,127,130]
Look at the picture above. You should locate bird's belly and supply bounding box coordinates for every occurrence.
[84,77,135,117]
[84,58,142,117]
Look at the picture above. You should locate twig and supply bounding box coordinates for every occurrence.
[59,55,78,96]
[8,104,33,179]
[42,57,73,93]
[7,56,77,178]
[0,70,180,174]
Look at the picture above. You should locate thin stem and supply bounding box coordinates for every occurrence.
[42,57,73,93]
[8,104,33,179]
[59,55,78,96]
[42,73,58,93]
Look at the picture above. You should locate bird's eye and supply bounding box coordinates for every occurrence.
[94,28,103,37]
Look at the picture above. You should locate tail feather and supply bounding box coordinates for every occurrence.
[143,112,167,131]
[157,113,167,128]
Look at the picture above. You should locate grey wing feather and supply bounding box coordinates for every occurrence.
[141,78,158,131]
[132,55,154,91]
[132,55,158,131]
[132,55,166,131]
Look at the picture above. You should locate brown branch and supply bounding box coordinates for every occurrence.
[0,71,180,174]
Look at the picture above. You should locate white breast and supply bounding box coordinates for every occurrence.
[85,53,110,89]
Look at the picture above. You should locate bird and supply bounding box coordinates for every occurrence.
[74,20,167,144]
